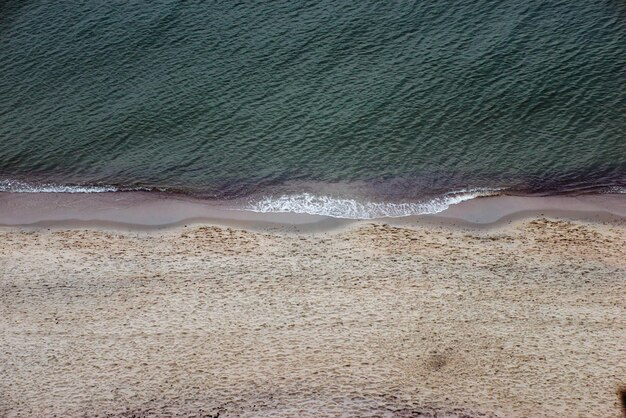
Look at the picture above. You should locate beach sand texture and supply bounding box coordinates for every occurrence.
[1,218,625,417]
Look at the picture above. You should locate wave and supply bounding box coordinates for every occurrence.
[246,188,502,219]
[0,179,120,193]
[603,186,626,194]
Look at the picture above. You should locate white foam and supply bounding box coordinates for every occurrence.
[0,179,118,193]
[247,188,501,219]
[603,186,626,194]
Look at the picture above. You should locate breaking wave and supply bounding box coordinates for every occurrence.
[0,179,119,193]
[247,188,502,219]
[603,186,626,194]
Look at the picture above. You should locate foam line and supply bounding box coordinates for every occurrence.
[0,179,118,193]
[247,189,502,219]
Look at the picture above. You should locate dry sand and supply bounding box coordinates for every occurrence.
[1,197,625,417]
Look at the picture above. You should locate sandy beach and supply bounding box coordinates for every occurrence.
[1,194,625,417]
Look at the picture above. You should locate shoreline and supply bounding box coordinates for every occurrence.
[0,191,625,231]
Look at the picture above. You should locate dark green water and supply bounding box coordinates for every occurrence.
[1,1,625,217]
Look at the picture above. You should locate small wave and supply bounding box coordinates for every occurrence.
[0,179,119,193]
[247,188,502,219]
[603,186,626,194]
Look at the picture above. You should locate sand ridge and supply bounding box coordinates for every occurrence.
[1,218,625,417]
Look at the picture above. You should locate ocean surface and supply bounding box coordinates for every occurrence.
[1,1,625,218]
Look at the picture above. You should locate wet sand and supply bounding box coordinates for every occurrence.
[1,193,625,417]
[1,191,626,228]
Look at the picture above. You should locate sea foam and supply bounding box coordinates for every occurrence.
[603,186,626,194]
[0,179,118,193]
[247,188,501,219]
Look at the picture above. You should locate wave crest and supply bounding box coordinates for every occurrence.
[247,188,501,219]
[603,186,626,194]
[0,179,118,193]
